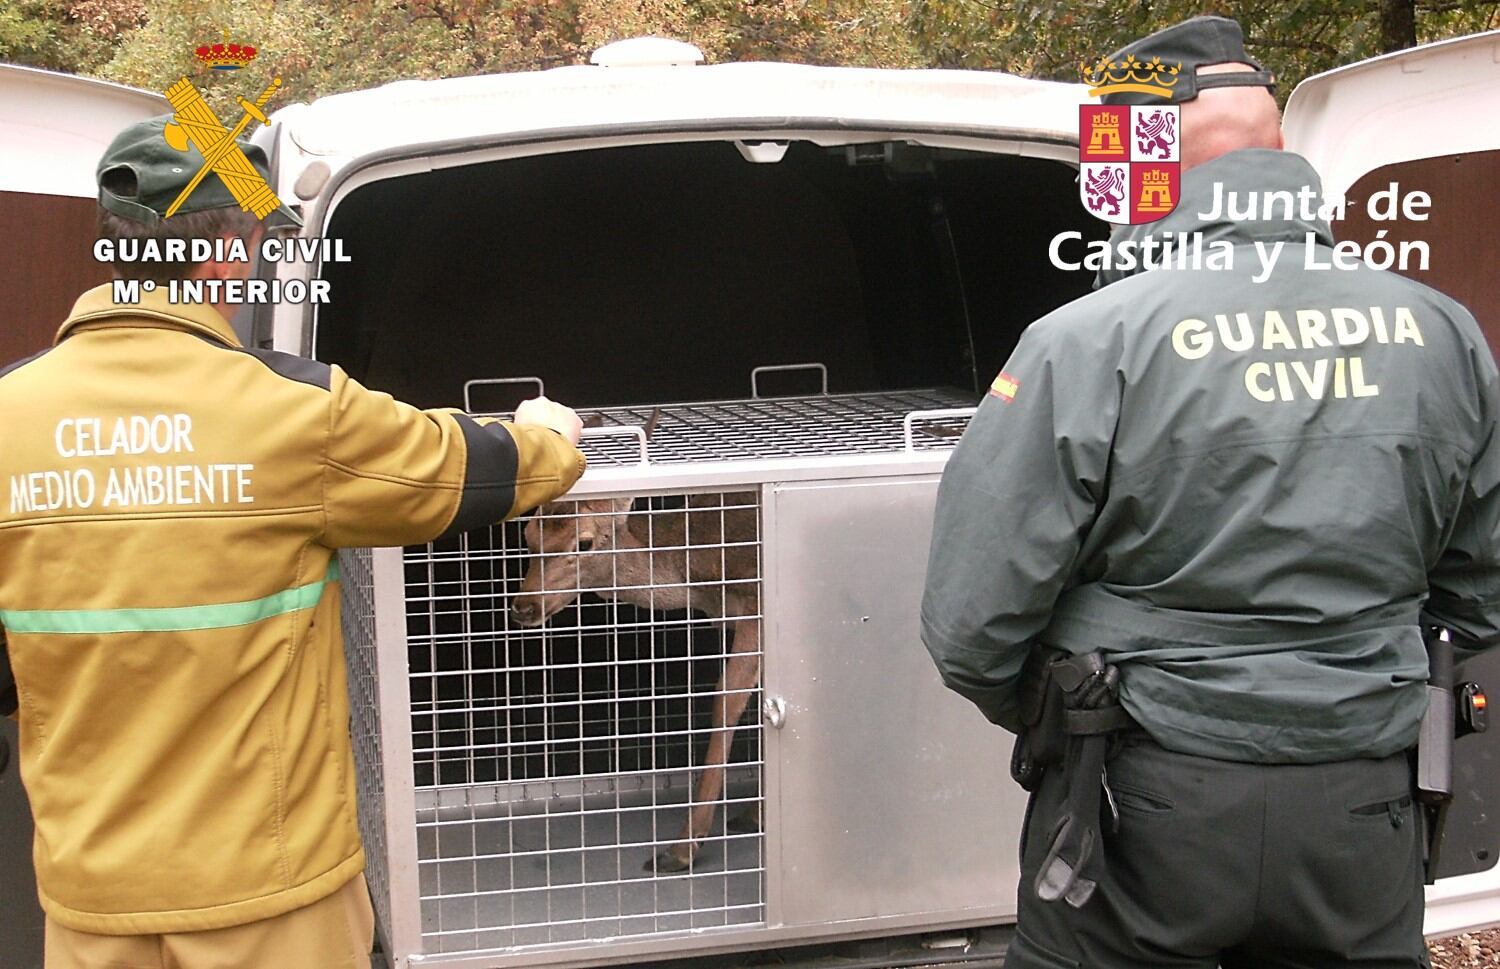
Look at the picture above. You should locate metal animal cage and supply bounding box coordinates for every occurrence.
[343,377,1027,969]
[414,489,764,951]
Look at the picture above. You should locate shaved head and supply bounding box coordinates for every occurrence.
[1179,63,1284,172]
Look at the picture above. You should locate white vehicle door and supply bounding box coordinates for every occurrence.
[0,64,167,359]
[1284,29,1500,359]
[1285,29,1500,937]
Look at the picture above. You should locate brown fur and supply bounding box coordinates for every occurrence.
[513,493,760,872]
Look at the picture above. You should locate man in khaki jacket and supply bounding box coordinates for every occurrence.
[0,116,587,968]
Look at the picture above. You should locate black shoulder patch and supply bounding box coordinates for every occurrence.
[186,331,333,391]
[441,414,521,539]
[232,346,333,391]
[0,346,56,381]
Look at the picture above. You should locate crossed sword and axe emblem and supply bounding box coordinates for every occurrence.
[161,75,285,220]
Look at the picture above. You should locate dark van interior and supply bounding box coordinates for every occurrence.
[316,139,1102,410]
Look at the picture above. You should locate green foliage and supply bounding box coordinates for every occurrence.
[929,0,1500,96]
[1,0,1496,110]
[0,0,121,72]
[64,0,926,113]
[699,0,924,66]
[0,2,58,66]
[94,0,468,116]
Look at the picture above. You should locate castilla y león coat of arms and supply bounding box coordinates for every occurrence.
[1078,55,1182,225]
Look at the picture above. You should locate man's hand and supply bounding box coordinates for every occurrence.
[514,396,583,445]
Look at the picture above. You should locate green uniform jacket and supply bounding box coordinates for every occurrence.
[921,149,1500,764]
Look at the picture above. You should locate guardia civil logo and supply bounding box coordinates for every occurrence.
[1079,55,1181,225]
[160,31,287,222]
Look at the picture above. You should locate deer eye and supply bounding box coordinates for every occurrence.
[577,538,594,553]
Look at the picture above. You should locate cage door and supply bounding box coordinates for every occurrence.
[763,475,1023,928]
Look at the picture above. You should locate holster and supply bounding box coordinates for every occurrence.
[1011,649,1134,910]
[1010,647,1067,792]
[1417,624,1456,884]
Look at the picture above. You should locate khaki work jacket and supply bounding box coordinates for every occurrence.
[0,285,584,933]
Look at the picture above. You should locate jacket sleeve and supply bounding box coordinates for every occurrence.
[919,320,1119,730]
[1425,334,1500,651]
[321,366,586,549]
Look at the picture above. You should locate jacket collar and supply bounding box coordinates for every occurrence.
[56,284,242,348]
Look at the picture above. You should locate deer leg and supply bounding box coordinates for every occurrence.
[649,619,761,873]
[726,800,761,834]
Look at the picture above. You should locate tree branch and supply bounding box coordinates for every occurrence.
[1416,0,1500,11]
[1377,0,1418,52]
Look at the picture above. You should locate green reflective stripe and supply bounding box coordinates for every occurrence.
[0,560,341,635]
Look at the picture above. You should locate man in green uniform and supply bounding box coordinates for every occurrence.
[921,16,1498,969]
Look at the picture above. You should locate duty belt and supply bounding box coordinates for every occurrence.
[1011,650,1135,908]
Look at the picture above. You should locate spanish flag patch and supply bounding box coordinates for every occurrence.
[989,371,1019,402]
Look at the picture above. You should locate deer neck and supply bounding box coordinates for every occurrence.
[601,540,703,615]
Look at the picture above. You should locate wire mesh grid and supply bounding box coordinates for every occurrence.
[340,547,395,943]
[404,490,765,953]
[487,387,977,469]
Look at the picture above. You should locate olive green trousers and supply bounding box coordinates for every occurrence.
[1005,736,1431,969]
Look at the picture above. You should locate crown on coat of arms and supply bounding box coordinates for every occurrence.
[1081,54,1181,98]
[195,30,257,71]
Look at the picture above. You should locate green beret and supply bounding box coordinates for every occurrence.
[97,114,301,229]
[1097,15,1275,106]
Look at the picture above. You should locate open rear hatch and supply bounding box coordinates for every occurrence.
[313,137,1101,413]
[287,86,1104,962]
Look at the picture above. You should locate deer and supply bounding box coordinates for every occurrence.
[510,488,761,874]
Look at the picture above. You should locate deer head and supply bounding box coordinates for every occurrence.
[510,496,637,628]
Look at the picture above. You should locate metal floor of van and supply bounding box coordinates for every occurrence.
[417,779,765,953]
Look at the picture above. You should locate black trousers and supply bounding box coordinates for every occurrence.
[1005,736,1431,969]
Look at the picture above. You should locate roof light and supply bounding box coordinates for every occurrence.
[590,37,705,68]
[735,140,788,164]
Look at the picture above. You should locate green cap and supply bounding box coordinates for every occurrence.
[97,114,302,229]
[1099,15,1275,106]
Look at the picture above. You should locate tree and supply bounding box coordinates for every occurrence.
[89,0,476,116]
[2,0,1496,109]
[69,0,920,113]
[0,0,136,73]
[907,0,1500,100]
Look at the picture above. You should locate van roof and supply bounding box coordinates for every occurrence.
[279,60,1089,162]
[0,64,167,197]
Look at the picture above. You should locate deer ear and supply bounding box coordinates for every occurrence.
[610,497,640,539]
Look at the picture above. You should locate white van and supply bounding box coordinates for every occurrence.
[4,31,1499,969]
